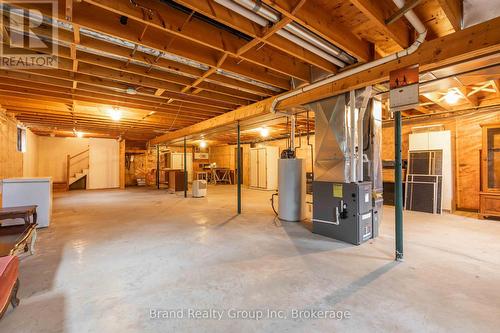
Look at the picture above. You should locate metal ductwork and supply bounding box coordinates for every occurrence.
[214,0,356,67]
[270,0,428,113]
[307,90,383,244]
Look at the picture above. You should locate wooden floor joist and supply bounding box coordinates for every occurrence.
[150,17,500,145]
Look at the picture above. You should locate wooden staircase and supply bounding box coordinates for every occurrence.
[54,149,89,191]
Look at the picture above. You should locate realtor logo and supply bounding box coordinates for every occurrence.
[0,0,58,68]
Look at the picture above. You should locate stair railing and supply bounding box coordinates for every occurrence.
[66,149,89,190]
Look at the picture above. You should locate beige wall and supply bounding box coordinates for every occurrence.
[37,136,90,183]
[23,129,38,177]
[88,138,119,189]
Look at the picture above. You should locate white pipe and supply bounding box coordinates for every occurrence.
[270,0,427,113]
[214,0,268,26]
[234,0,280,21]
[284,23,355,64]
[290,115,296,151]
[357,86,372,181]
[232,0,350,66]
[349,90,357,182]
[276,29,346,67]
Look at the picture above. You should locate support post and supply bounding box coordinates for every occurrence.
[395,111,404,260]
[156,145,160,190]
[184,137,187,198]
[237,122,241,214]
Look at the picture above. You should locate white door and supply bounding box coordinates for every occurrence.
[250,149,258,187]
[258,148,267,188]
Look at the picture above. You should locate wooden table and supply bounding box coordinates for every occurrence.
[0,205,38,256]
[211,168,232,185]
[0,205,37,226]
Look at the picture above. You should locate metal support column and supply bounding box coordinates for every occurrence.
[237,122,241,214]
[395,111,404,260]
[184,137,187,198]
[156,145,160,190]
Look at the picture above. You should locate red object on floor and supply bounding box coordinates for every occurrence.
[0,256,19,319]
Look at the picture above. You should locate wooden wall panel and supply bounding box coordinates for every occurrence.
[382,110,500,210]
[0,108,23,180]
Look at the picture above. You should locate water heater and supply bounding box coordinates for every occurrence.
[278,158,306,221]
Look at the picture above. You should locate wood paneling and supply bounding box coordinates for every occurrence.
[0,108,23,181]
[382,110,500,210]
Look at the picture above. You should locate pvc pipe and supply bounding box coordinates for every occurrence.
[270,0,427,113]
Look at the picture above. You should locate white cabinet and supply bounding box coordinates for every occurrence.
[249,146,279,190]
[166,152,193,182]
[1,177,53,228]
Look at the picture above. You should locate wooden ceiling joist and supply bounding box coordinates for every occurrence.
[260,0,373,62]
[71,0,313,81]
[151,16,500,144]
[349,0,410,49]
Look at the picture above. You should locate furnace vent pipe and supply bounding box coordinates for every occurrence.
[270,0,427,113]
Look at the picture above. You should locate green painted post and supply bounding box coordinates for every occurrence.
[184,137,187,198]
[156,145,160,190]
[237,122,241,214]
[395,111,404,260]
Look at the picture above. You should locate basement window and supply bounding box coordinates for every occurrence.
[17,127,26,153]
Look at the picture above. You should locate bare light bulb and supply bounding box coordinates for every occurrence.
[200,140,207,148]
[109,109,122,121]
[260,127,270,137]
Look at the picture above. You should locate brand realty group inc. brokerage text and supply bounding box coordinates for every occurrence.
[150,308,352,321]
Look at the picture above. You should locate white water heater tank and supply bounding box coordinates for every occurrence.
[278,158,306,221]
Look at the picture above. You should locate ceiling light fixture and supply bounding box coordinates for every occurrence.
[126,87,137,95]
[109,107,122,121]
[199,139,207,148]
[260,127,270,138]
[444,90,461,104]
[75,131,84,138]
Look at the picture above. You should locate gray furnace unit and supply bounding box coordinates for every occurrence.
[307,89,383,245]
[312,181,373,245]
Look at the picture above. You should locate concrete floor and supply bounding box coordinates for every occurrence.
[1,186,499,333]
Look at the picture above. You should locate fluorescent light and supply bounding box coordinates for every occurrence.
[444,90,460,104]
[199,140,207,148]
[75,131,84,138]
[109,108,122,121]
[260,127,270,137]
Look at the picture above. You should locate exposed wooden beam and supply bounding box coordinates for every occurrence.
[280,16,500,109]
[77,0,313,81]
[260,0,373,62]
[385,0,422,25]
[437,0,463,32]
[349,0,410,49]
[151,16,500,144]
[491,79,500,97]
[172,0,337,73]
